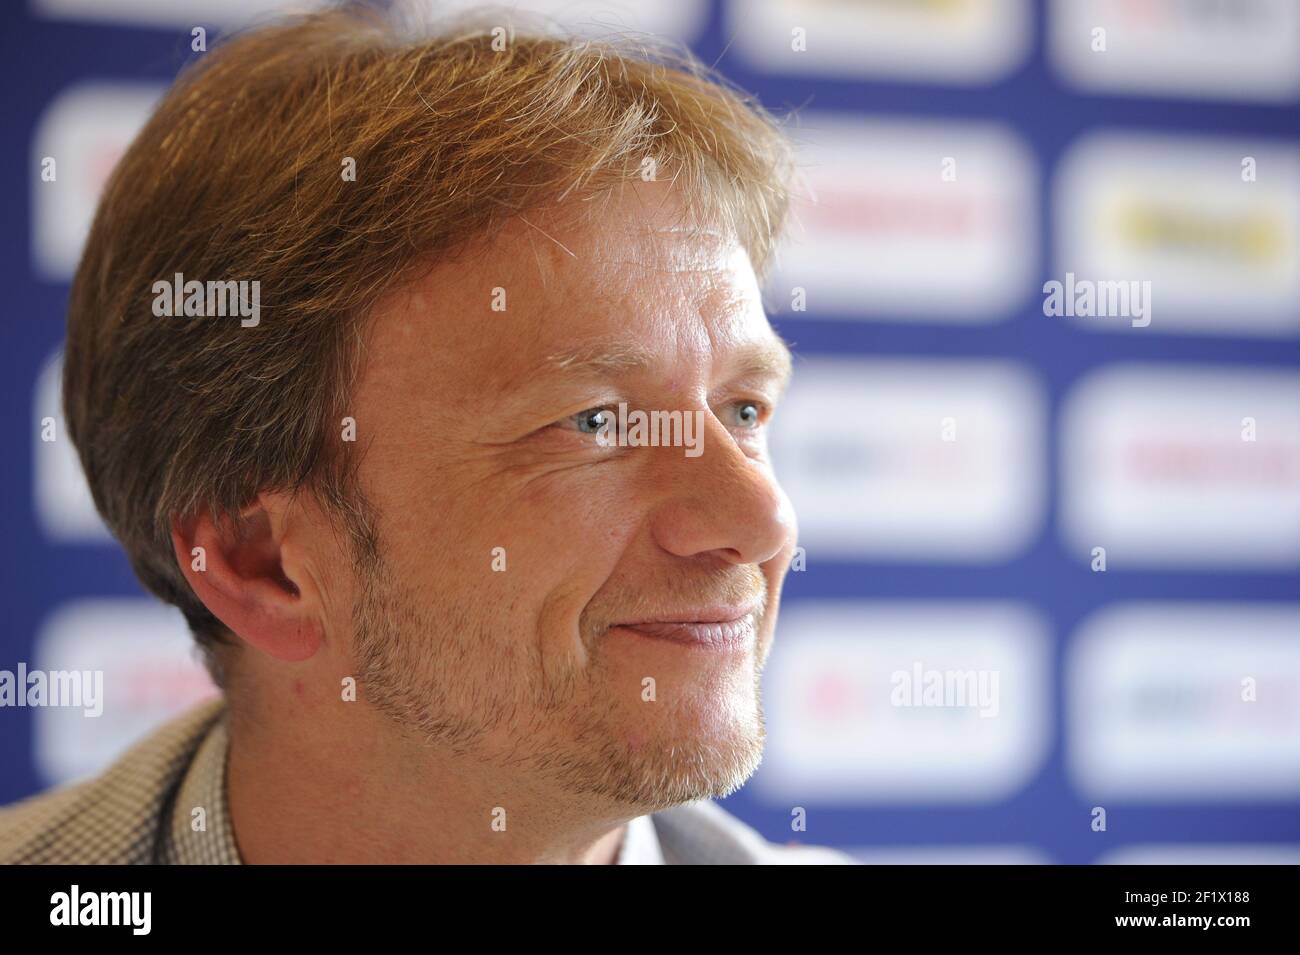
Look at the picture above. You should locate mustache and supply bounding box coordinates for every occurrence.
[580,565,769,640]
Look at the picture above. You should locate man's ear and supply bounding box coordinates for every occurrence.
[170,495,325,663]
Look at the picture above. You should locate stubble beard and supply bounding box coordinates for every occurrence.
[350,544,771,814]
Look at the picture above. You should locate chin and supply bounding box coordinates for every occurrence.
[613,695,767,805]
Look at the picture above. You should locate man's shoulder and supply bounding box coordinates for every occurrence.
[0,697,227,864]
[650,798,857,865]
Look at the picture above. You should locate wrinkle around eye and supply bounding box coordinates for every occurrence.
[484,448,620,503]
[527,418,627,456]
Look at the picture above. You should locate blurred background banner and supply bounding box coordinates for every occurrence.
[2,0,1298,863]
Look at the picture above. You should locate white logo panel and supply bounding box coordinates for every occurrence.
[1068,603,1300,801]
[1054,132,1300,335]
[1050,0,1300,101]
[33,599,219,786]
[1061,365,1300,567]
[771,115,1037,322]
[32,83,162,281]
[772,358,1045,561]
[756,601,1050,802]
[728,0,1030,83]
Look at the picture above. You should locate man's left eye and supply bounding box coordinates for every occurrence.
[729,401,766,429]
[569,408,612,433]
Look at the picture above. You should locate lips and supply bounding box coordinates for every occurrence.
[612,605,759,650]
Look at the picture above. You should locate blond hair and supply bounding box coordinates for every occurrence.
[62,5,795,683]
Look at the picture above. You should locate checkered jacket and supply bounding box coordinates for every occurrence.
[0,698,855,864]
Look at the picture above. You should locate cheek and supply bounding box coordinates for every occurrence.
[516,462,648,548]
[522,478,650,645]
[517,502,639,607]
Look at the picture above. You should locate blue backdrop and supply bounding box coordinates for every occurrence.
[3,0,1298,863]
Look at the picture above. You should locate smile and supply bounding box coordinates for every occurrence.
[611,609,758,651]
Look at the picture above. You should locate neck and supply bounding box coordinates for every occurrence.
[223,685,632,864]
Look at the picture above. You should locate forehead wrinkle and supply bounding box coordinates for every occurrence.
[593,214,735,277]
[612,235,734,277]
[542,339,659,377]
[533,266,785,384]
[540,333,792,388]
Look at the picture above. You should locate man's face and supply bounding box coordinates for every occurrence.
[342,181,797,812]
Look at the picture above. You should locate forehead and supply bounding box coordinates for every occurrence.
[364,181,777,398]
[515,187,745,288]
[498,182,763,332]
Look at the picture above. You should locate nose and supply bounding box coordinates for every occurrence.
[649,412,795,566]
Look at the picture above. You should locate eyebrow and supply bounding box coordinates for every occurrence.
[542,336,795,389]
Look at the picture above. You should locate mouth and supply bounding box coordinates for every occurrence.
[610,604,760,651]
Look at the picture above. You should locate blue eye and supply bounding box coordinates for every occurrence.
[732,401,764,429]
[572,408,612,433]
